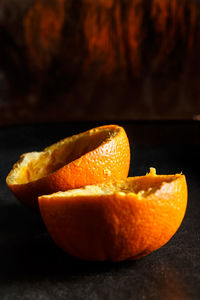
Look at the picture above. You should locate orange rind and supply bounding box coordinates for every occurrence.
[38,168,188,261]
[6,125,130,209]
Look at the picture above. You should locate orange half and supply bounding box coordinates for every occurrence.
[6,125,130,209]
[38,168,188,261]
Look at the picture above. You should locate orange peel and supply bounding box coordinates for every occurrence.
[6,125,130,209]
[38,168,188,261]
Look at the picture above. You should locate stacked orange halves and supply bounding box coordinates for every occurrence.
[6,125,187,261]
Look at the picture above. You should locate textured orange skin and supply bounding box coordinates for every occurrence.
[6,125,130,209]
[39,174,187,261]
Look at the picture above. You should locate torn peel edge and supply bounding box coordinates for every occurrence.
[38,170,184,200]
[6,125,121,185]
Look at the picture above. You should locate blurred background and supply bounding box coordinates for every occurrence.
[0,0,200,126]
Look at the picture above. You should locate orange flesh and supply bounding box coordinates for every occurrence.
[41,169,179,199]
[38,169,187,261]
[7,127,117,185]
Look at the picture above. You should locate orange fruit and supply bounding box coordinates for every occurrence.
[38,168,188,261]
[6,125,130,209]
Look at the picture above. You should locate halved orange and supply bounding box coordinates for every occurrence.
[6,125,130,209]
[38,168,188,261]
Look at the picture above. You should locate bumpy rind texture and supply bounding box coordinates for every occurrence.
[39,174,187,261]
[6,125,130,209]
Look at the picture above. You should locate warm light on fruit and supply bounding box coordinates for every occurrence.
[39,168,188,261]
[6,125,130,209]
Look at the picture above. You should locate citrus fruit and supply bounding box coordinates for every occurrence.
[6,125,130,209]
[38,168,188,261]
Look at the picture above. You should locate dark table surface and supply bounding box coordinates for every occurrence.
[0,121,200,300]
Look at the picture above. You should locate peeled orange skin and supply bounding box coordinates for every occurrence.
[38,169,188,262]
[6,125,130,209]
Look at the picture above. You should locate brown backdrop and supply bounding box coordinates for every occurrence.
[0,0,200,125]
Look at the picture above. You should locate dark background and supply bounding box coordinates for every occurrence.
[0,121,200,299]
[0,0,200,125]
[1,1,200,299]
